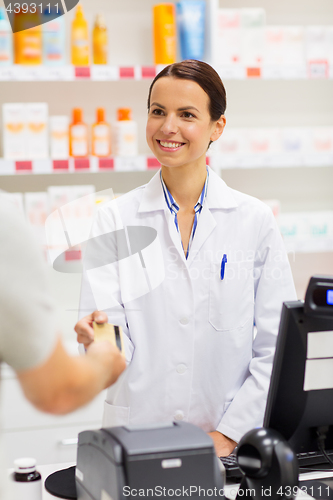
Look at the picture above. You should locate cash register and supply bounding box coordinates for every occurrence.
[75,421,225,500]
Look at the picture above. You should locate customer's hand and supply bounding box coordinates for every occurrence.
[208,431,237,457]
[75,310,108,349]
[85,339,126,388]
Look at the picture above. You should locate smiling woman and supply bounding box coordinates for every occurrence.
[146,60,227,163]
[145,61,227,255]
[77,59,297,459]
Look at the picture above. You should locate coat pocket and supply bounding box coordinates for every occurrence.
[209,260,254,332]
[102,401,130,427]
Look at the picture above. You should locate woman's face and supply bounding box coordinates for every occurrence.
[146,77,225,169]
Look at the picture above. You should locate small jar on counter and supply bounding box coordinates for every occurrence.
[10,457,42,500]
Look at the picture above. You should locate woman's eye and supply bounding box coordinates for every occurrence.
[152,108,163,115]
[182,112,195,119]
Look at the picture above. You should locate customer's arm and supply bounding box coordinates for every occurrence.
[16,335,126,415]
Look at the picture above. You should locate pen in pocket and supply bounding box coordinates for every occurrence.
[220,254,227,280]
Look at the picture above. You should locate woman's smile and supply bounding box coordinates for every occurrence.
[157,139,186,152]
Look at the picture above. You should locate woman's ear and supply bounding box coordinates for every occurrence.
[210,115,226,142]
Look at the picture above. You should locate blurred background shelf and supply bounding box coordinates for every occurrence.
[1,64,332,81]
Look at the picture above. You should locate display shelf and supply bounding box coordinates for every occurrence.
[1,153,333,176]
[0,155,162,175]
[211,153,333,170]
[0,64,332,82]
[0,65,160,82]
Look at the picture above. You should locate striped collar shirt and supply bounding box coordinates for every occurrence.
[160,168,209,259]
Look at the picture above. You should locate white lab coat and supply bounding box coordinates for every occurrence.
[79,167,296,443]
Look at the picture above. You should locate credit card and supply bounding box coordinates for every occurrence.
[93,322,124,356]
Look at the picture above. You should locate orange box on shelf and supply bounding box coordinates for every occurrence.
[153,4,177,65]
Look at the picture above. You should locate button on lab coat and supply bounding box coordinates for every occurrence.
[79,167,296,443]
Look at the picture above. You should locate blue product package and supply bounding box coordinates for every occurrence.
[42,7,66,66]
[176,0,206,61]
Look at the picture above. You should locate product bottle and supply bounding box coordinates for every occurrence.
[13,9,42,65]
[153,3,177,65]
[176,1,206,61]
[10,457,42,500]
[69,108,89,157]
[0,7,13,66]
[71,5,89,66]
[113,108,138,157]
[93,14,108,65]
[42,7,66,65]
[2,103,26,160]
[92,108,111,157]
[50,115,69,159]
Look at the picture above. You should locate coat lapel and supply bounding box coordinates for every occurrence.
[186,204,217,267]
[137,167,239,267]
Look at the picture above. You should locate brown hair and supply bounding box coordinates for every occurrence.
[147,59,227,121]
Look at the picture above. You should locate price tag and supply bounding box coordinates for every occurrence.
[304,152,333,167]
[246,67,261,79]
[0,66,19,81]
[41,65,74,81]
[308,60,329,79]
[264,154,283,168]
[52,160,69,171]
[141,66,157,79]
[65,249,82,261]
[212,154,239,170]
[275,153,303,168]
[262,65,284,80]
[33,160,52,174]
[91,65,119,81]
[74,158,90,170]
[115,156,146,171]
[217,65,246,80]
[146,157,160,169]
[15,161,33,172]
[239,154,265,169]
[282,65,307,80]
[75,67,91,79]
[119,67,135,79]
[98,158,114,170]
[0,159,15,175]
[17,66,45,81]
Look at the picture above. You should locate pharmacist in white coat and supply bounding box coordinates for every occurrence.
[76,60,296,457]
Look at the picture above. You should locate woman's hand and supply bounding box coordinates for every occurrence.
[208,431,237,457]
[75,310,108,349]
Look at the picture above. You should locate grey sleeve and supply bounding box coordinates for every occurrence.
[0,198,58,372]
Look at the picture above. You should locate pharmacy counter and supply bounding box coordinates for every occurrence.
[26,463,333,500]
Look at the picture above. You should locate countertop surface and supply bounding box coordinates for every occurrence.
[8,462,333,500]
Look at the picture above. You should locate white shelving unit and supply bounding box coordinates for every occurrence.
[1,0,333,465]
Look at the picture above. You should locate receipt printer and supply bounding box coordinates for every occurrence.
[76,421,225,500]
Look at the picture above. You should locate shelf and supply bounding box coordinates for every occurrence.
[0,64,332,82]
[0,65,159,82]
[0,156,162,175]
[210,152,333,170]
[1,153,333,176]
[217,63,333,81]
